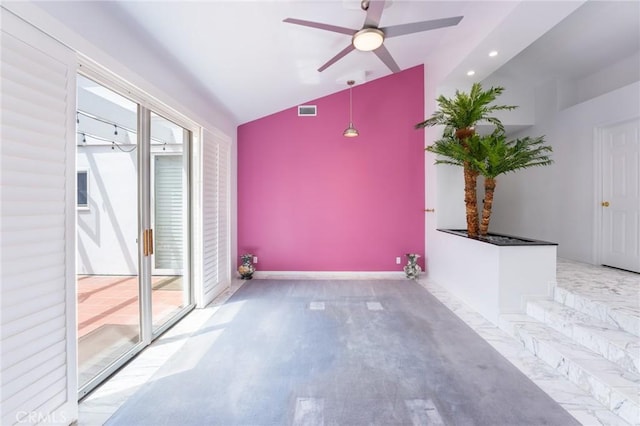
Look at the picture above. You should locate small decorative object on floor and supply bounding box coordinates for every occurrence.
[404,253,422,280]
[238,253,255,280]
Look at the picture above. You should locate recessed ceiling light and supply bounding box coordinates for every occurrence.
[489,50,498,57]
[466,70,475,76]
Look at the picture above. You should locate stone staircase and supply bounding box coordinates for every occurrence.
[499,259,640,425]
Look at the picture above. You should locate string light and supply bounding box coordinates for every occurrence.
[75,111,164,153]
[77,131,137,152]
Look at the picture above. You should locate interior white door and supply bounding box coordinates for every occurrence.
[601,118,640,273]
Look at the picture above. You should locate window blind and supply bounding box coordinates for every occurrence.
[154,154,184,272]
[1,14,77,425]
[202,129,231,303]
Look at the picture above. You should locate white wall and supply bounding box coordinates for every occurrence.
[560,52,640,110]
[475,74,536,131]
[489,80,640,263]
[77,147,138,275]
[5,0,239,281]
[423,65,467,277]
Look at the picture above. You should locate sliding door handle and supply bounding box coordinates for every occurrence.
[143,230,149,256]
[142,229,154,256]
[148,229,153,255]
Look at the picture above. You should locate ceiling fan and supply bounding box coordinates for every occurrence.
[283,0,463,73]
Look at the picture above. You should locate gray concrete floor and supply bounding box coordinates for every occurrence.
[102,279,578,426]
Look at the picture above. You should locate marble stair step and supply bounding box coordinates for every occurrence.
[554,285,640,338]
[527,299,640,375]
[500,313,640,425]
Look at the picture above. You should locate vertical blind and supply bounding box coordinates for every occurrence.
[1,16,76,425]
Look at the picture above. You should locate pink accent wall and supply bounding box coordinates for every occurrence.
[238,65,425,271]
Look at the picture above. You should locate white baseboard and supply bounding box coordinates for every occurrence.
[251,271,407,280]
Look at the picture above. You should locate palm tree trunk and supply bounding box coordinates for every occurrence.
[480,177,496,236]
[463,163,479,237]
[459,128,479,237]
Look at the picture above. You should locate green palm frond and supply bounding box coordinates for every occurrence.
[425,136,466,166]
[427,132,554,179]
[475,132,553,178]
[415,83,516,132]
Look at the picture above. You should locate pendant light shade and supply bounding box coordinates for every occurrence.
[343,125,359,137]
[343,80,359,138]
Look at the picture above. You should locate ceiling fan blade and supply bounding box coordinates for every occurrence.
[318,44,355,72]
[283,18,356,36]
[373,44,400,73]
[382,16,463,38]
[364,0,386,28]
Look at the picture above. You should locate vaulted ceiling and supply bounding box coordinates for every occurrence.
[30,1,640,124]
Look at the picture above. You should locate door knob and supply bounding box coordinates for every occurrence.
[601,201,610,207]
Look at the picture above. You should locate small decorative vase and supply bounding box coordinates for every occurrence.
[403,253,422,280]
[238,253,255,280]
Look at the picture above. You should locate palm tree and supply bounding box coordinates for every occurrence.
[473,132,553,235]
[424,134,483,235]
[425,131,553,236]
[416,83,516,237]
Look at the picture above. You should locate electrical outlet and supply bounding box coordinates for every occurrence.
[396,257,401,264]
[253,256,258,264]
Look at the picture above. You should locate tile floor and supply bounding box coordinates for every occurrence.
[554,258,640,337]
[419,280,634,425]
[79,261,637,425]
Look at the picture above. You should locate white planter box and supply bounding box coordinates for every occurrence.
[428,230,557,325]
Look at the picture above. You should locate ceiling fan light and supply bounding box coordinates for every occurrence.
[343,125,359,137]
[353,28,384,51]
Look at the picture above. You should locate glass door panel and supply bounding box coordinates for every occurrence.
[76,74,141,393]
[150,112,190,332]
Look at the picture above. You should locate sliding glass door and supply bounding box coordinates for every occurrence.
[76,75,142,394]
[76,75,193,397]
[150,113,190,334]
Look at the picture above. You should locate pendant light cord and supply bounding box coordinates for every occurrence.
[348,80,355,125]
[344,80,358,137]
[349,84,353,124]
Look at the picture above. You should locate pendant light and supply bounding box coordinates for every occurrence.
[343,80,359,137]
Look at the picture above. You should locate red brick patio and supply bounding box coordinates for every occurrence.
[77,274,186,386]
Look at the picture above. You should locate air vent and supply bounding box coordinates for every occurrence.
[298,105,317,116]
